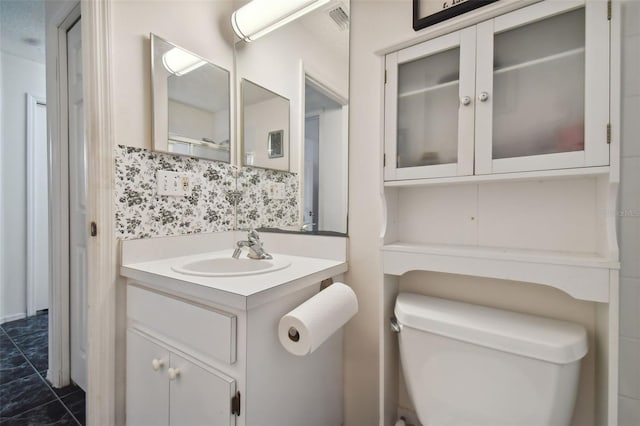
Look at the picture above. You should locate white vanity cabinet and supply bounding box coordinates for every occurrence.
[384,0,610,182]
[121,232,349,426]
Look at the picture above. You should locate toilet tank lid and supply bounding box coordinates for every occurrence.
[394,293,588,364]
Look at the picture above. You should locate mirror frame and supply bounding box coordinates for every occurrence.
[150,33,232,163]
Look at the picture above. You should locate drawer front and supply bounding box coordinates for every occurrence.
[127,285,236,364]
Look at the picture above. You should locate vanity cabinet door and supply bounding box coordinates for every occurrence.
[384,27,477,181]
[169,353,236,426]
[474,0,610,174]
[126,330,170,426]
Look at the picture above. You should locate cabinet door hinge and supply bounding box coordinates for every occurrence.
[90,221,98,237]
[384,69,387,84]
[383,154,386,167]
[231,391,241,416]
[607,0,611,20]
[607,123,611,144]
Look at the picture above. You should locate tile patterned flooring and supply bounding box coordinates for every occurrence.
[0,312,85,425]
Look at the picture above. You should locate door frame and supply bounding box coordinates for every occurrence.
[47,0,115,422]
[298,61,349,229]
[47,1,79,390]
[26,94,47,317]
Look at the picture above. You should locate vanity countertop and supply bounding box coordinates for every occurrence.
[120,232,349,310]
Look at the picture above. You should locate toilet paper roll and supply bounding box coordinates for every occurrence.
[278,282,358,356]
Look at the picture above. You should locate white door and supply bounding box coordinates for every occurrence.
[26,96,49,314]
[67,18,88,391]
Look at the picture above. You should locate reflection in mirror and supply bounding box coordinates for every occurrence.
[241,79,290,171]
[304,78,347,233]
[234,2,349,235]
[151,34,231,162]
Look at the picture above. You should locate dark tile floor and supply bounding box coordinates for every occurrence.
[0,311,85,425]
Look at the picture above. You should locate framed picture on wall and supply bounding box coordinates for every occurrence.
[413,0,499,31]
[268,130,284,159]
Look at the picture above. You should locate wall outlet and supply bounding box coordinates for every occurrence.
[269,182,286,200]
[157,170,191,196]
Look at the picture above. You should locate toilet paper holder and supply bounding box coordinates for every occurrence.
[320,278,333,291]
[288,327,300,342]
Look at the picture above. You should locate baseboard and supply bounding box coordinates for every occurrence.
[0,312,26,324]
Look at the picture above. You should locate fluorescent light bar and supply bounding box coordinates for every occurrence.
[231,0,331,42]
[162,47,206,76]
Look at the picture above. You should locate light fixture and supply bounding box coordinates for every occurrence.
[231,0,331,42]
[162,47,206,76]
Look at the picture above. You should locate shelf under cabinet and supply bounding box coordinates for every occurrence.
[398,79,459,99]
[382,242,618,303]
[493,47,585,76]
[384,166,610,187]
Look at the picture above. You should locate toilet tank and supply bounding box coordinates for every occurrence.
[394,293,588,426]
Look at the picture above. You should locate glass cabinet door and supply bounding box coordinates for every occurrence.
[385,27,476,180]
[475,0,610,174]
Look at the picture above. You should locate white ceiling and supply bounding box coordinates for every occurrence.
[0,0,46,63]
[299,1,349,64]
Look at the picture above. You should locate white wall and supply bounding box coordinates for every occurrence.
[618,1,640,424]
[0,51,46,322]
[168,100,215,140]
[346,2,415,424]
[243,97,290,171]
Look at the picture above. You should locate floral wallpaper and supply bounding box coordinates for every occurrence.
[115,145,299,240]
[236,167,299,230]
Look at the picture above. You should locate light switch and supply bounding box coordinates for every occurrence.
[269,182,286,199]
[157,170,191,196]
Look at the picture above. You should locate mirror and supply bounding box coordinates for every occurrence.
[234,2,350,234]
[151,34,231,162]
[241,79,290,171]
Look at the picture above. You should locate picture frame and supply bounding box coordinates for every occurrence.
[267,130,284,159]
[413,0,499,31]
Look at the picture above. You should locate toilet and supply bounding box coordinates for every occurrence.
[394,293,588,426]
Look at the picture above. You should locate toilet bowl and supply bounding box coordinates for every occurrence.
[394,293,588,426]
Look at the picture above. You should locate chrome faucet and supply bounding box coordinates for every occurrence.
[233,228,272,260]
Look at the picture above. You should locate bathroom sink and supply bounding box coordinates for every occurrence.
[171,255,291,277]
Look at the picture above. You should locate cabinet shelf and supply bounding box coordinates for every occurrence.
[396,48,584,101]
[382,242,618,302]
[398,79,459,99]
[384,166,609,187]
[493,47,585,76]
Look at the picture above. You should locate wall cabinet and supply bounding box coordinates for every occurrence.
[384,0,610,181]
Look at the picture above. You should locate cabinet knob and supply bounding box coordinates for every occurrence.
[151,358,165,371]
[168,367,181,380]
[460,96,471,106]
[478,92,489,102]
